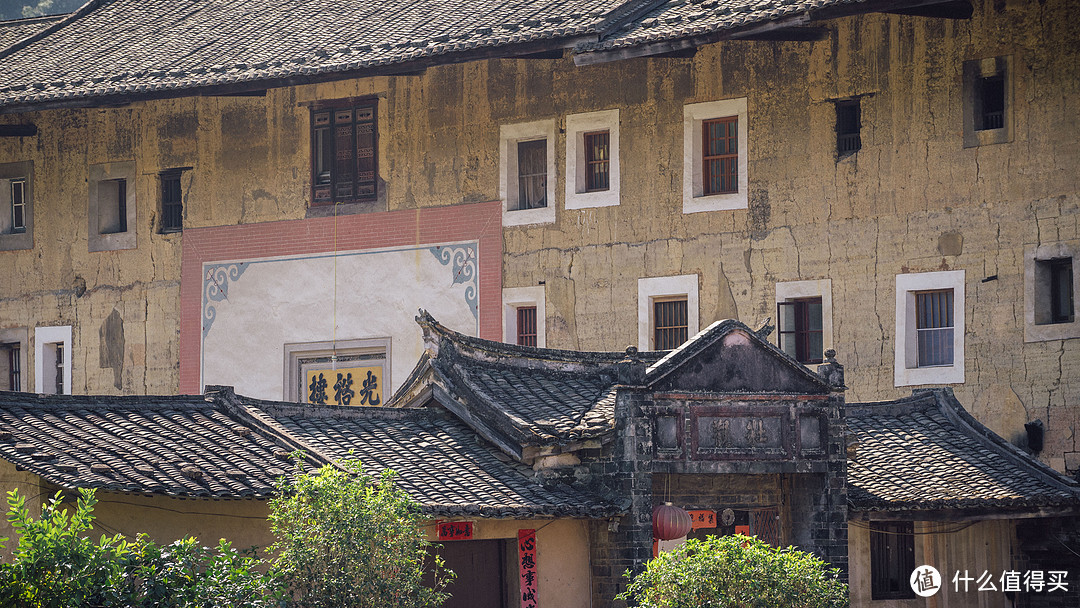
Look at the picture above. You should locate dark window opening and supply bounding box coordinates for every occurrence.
[870,521,915,600]
[10,178,25,233]
[516,139,547,209]
[916,289,954,367]
[1,344,19,391]
[1047,258,1074,324]
[160,170,183,233]
[584,130,610,192]
[311,101,377,205]
[516,306,537,347]
[977,74,1005,131]
[97,178,127,234]
[654,298,688,350]
[777,297,824,364]
[703,117,738,195]
[836,99,861,155]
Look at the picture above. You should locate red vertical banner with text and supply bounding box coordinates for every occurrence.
[518,529,538,608]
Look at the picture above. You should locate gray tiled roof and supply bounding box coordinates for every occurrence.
[244,399,622,518]
[582,0,864,52]
[847,390,1080,512]
[0,0,637,110]
[0,391,308,498]
[0,14,66,52]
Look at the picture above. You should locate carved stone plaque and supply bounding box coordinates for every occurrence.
[696,416,783,453]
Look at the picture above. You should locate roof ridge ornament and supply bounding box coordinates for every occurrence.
[816,349,846,390]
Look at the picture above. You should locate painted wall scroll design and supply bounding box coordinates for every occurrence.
[202,263,248,338]
[429,243,478,321]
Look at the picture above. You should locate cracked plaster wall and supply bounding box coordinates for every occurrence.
[0,0,1075,470]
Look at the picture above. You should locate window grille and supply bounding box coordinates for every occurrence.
[870,522,915,599]
[516,306,537,347]
[836,100,861,155]
[10,178,25,233]
[653,298,688,350]
[516,139,547,209]
[584,131,610,192]
[703,117,738,195]
[160,171,183,233]
[978,74,1005,131]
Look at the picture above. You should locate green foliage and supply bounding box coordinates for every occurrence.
[617,535,849,608]
[0,488,283,608]
[268,460,452,608]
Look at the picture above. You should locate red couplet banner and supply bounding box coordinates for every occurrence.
[518,529,538,608]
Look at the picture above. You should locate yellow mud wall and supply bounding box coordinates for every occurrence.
[0,0,1075,469]
[0,461,49,561]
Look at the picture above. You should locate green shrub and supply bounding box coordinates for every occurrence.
[617,534,848,608]
[268,460,452,608]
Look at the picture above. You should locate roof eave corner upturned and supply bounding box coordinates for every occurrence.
[929,388,1080,494]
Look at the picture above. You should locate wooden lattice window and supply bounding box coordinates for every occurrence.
[915,289,954,367]
[584,130,610,192]
[703,117,738,195]
[516,306,537,347]
[653,298,688,350]
[311,101,377,205]
[870,521,915,600]
[9,178,25,233]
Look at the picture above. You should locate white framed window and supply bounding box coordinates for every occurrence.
[0,161,32,251]
[500,119,556,227]
[683,98,748,213]
[34,325,72,395]
[284,338,390,406]
[638,275,699,351]
[503,286,546,348]
[1025,241,1079,342]
[565,109,620,209]
[894,271,965,387]
[0,327,28,391]
[775,279,833,365]
[88,161,137,252]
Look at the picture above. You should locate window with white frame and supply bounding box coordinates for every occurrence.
[683,98,748,213]
[894,271,965,386]
[775,280,833,365]
[0,327,28,392]
[638,275,699,351]
[0,161,32,251]
[88,161,137,252]
[503,286,546,348]
[500,120,556,227]
[34,325,72,395]
[1025,241,1080,342]
[284,338,390,406]
[565,109,620,209]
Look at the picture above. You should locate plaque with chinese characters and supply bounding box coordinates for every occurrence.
[305,366,382,406]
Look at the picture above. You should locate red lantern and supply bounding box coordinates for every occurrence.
[652,502,692,540]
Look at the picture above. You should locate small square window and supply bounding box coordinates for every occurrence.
[870,522,915,600]
[836,99,861,156]
[1025,244,1079,342]
[1035,257,1074,326]
[88,161,136,252]
[160,170,184,233]
[653,297,689,350]
[516,139,548,210]
[310,100,377,206]
[963,56,1012,147]
[566,109,620,209]
[777,297,824,364]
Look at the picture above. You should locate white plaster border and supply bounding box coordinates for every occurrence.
[565,109,620,210]
[638,275,699,350]
[503,285,546,348]
[1024,241,1080,342]
[894,270,965,387]
[499,119,556,227]
[774,279,834,358]
[34,325,72,394]
[682,98,748,213]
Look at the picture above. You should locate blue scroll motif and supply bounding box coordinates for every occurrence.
[202,262,249,338]
[428,243,478,321]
